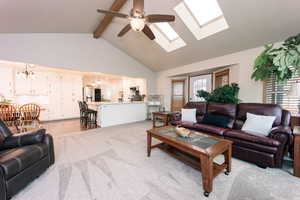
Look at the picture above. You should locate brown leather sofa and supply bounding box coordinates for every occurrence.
[170,102,293,168]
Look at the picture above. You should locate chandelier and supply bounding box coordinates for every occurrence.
[17,64,36,80]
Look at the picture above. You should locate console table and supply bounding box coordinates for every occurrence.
[152,111,173,128]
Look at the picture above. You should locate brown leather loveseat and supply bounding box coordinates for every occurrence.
[170,102,293,168]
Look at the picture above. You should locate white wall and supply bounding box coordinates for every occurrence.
[157,45,270,110]
[0,34,156,94]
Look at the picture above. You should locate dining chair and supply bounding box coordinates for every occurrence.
[0,104,19,132]
[19,103,41,132]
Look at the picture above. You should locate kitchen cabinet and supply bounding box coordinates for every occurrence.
[61,75,82,119]
[0,67,14,98]
[0,64,83,121]
[43,73,82,121]
[20,71,83,122]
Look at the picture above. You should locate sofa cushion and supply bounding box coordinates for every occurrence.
[183,102,207,116]
[193,123,228,136]
[0,144,48,179]
[234,103,282,129]
[0,134,4,150]
[3,129,46,150]
[202,113,230,128]
[0,119,13,138]
[224,130,280,147]
[207,102,237,128]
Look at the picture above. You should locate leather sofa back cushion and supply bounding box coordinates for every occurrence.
[184,102,207,116]
[201,113,230,128]
[0,119,13,138]
[0,134,4,150]
[207,102,237,128]
[235,103,282,129]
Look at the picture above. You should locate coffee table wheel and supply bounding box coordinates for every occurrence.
[204,191,210,197]
[225,171,230,176]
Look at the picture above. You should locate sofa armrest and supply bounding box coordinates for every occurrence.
[2,129,46,150]
[43,134,55,165]
[268,126,293,167]
[268,126,293,146]
[170,112,181,122]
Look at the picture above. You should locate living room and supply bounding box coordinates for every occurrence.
[0,0,300,199]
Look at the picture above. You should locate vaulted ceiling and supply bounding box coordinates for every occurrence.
[0,0,300,71]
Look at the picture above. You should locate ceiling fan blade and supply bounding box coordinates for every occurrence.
[118,24,131,37]
[133,0,144,13]
[97,9,129,18]
[146,15,175,23]
[142,25,155,40]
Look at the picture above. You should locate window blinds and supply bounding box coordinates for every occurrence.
[264,73,300,114]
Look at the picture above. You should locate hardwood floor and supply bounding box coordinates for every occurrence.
[41,118,98,137]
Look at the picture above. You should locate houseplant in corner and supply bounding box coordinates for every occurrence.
[251,33,300,83]
[196,83,241,104]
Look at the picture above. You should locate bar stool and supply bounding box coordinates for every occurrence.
[82,101,97,126]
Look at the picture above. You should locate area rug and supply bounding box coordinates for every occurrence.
[13,121,300,200]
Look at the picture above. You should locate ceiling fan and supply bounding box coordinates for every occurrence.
[97,0,175,40]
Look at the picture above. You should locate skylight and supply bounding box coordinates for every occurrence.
[150,24,186,52]
[155,23,179,41]
[174,0,229,40]
[184,0,223,25]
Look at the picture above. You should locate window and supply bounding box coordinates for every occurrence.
[155,23,179,41]
[150,23,186,52]
[174,0,229,40]
[264,73,300,115]
[189,74,212,102]
[184,0,223,26]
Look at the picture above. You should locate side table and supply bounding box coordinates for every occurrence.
[291,115,300,129]
[294,126,300,177]
[152,111,174,128]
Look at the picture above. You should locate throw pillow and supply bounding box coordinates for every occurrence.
[242,113,276,136]
[201,113,230,128]
[181,108,197,123]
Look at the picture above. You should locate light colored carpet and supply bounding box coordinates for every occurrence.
[13,121,300,200]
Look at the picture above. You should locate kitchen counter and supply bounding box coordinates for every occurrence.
[88,101,147,127]
[87,101,145,106]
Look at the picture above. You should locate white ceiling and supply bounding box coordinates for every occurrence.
[1,0,300,71]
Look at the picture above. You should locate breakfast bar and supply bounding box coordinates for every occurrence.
[88,102,147,127]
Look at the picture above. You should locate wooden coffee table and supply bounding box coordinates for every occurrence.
[147,126,233,197]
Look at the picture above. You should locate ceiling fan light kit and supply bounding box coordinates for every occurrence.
[96,0,175,40]
[130,17,145,32]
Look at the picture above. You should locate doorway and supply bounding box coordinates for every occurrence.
[214,68,230,89]
[189,74,212,102]
[171,79,185,112]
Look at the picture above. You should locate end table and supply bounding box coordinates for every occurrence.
[152,111,174,128]
[292,115,300,129]
[294,126,300,177]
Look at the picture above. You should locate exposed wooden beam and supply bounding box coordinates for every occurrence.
[93,0,128,39]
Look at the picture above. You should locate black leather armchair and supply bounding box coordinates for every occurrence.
[0,120,55,200]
